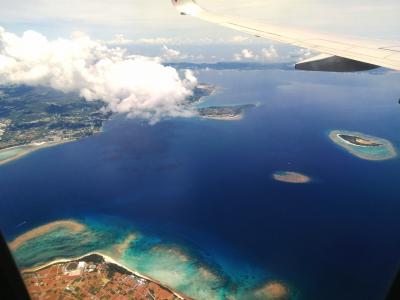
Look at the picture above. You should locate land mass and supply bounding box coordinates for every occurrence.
[198,104,256,121]
[0,85,111,165]
[0,83,217,166]
[329,130,397,161]
[188,84,217,104]
[22,253,190,300]
[11,219,293,300]
[337,134,382,147]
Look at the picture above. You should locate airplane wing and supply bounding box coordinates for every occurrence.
[171,0,400,72]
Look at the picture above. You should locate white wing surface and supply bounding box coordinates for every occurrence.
[171,0,400,72]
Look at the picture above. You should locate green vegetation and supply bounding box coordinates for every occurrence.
[107,262,133,279]
[82,254,105,264]
[0,85,111,150]
[187,84,216,103]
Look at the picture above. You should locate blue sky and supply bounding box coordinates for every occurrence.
[0,1,398,125]
[1,0,399,41]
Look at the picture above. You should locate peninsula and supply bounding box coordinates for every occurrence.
[329,130,397,160]
[22,253,190,300]
[0,85,111,166]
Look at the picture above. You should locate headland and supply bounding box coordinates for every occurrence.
[22,252,190,300]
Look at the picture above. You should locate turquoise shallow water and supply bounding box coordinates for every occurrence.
[2,68,400,300]
[13,216,295,300]
[0,146,28,161]
[329,130,397,160]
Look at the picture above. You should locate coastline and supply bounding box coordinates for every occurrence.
[329,130,397,161]
[0,139,73,166]
[200,114,243,121]
[22,251,192,300]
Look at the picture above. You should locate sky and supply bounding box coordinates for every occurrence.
[0,0,399,123]
[0,0,399,41]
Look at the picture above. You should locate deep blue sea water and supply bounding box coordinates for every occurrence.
[1,67,400,299]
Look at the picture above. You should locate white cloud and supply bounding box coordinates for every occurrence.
[0,27,198,124]
[289,48,313,61]
[161,45,184,61]
[234,46,280,62]
[232,45,316,63]
[234,49,257,61]
[261,45,278,59]
[108,34,175,46]
[106,34,260,46]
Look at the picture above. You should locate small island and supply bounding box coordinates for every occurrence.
[273,171,311,184]
[22,253,189,300]
[329,130,397,161]
[197,104,256,121]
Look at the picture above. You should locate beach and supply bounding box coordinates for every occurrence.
[22,251,190,300]
[0,140,70,166]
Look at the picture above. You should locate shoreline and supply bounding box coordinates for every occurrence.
[0,139,73,166]
[329,130,397,161]
[22,251,191,300]
[200,114,243,121]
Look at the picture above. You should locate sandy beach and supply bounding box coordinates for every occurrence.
[200,114,243,121]
[0,140,71,166]
[22,251,190,300]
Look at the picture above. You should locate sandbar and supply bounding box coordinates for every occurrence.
[273,171,311,184]
[9,220,86,251]
[255,281,290,300]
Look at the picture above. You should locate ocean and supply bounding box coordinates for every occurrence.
[1,67,400,299]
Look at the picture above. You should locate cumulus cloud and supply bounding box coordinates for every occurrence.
[261,45,278,59]
[0,27,198,124]
[290,48,313,61]
[161,45,184,61]
[234,46,280,62]
[232,45,315,63]
[233,49,256,61]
